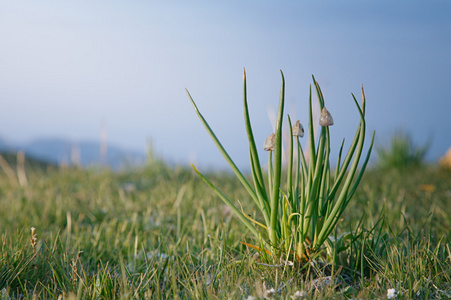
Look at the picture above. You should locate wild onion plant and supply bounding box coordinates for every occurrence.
[187,70,375,262]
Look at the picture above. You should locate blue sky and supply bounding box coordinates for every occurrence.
[1,1,450,169]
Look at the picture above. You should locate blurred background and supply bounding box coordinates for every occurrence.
[1,1,450,170]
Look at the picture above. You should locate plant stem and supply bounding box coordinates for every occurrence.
[269,71,285,248]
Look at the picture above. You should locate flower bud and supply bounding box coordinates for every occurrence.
[319,107,334,126]
[292,120,304,137]
[263,133,275,151]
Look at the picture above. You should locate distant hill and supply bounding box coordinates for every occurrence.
[0,137,147,169]
[0,138,13,151]
[0,150,56,172]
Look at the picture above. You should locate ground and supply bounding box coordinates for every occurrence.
[0,160,450,299]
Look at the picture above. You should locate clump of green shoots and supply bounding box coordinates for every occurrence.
[377,130,429,169]
[187,69,375,263]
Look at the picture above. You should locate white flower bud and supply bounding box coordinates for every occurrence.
[319,107,334,126]
[292,120,304,137]
[263,133,275,151]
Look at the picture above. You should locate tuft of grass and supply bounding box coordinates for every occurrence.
[377,130,430,169]
[187,69,375,263]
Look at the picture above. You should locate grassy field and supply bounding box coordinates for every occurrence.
[0,157,450,299]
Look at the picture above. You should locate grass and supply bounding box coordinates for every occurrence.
[377,130,430,169]
[0,156,450,299]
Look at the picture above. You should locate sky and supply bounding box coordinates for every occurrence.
[1,1,450,170]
